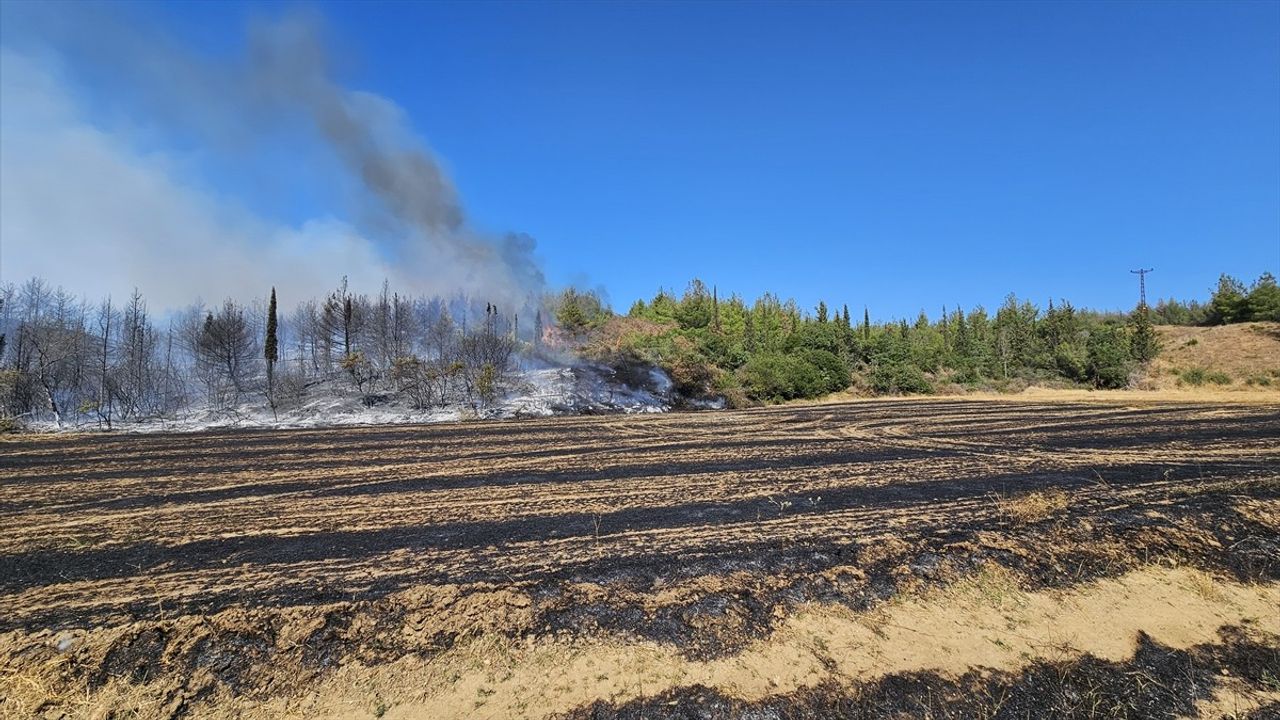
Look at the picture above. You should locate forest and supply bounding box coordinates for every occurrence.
[577,271,1280,404]
[0,271,1276,428]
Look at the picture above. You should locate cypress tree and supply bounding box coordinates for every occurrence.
[940,305,949,350]
[713,286,721,333]
[342,296,354,355]
[265,287,279,397]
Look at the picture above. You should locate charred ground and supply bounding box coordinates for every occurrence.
[1,398,1279,718]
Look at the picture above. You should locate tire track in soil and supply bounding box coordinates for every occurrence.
[1,398,1278,719]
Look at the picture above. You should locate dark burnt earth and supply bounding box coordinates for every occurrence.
[1,398,1278,718]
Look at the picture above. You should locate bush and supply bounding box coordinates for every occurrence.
[868,360,932,395]
[340,351,377,392]
[739,353,826,402]
[797,349,850,394]
[665,342,717,398]
[475,363,499,406]
[1052,342,1087,383]
[1086,325,1132,389]
[739,354,795,402]
[1206,371,1231,386]
[274,367,309,409]
[1180,367,1207,386]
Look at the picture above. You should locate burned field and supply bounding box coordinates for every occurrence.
[2,399,1279,719]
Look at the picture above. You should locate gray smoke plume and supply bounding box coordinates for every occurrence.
[242,13,544,307]
[0,6,545,310]
[247,15,467,235]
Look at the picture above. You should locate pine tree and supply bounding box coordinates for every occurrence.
[841,304,851,329]
[713,285,721,333]
[1207,274,1248,325]
[533,309,544,350]
[1246,272,1280,321]
[1128,301,1159,363]
[264,287,279,404]
[862,307,871,342]
[816,301,828,324]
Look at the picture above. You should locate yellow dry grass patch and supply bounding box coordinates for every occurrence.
[160,566,1280,720]
[992,488,1071,524]
[1147,321,1280,391]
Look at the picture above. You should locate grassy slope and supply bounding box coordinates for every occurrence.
[1145,321,1280,391]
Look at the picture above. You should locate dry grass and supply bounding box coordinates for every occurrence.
[1146,322,1280,391]
[993,488,1071,524]
[1182,569,1227,603]
[4,399,1279,719]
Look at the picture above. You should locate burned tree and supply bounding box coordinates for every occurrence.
[196,300,255,406]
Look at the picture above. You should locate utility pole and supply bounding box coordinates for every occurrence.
[1130,268,1153,308]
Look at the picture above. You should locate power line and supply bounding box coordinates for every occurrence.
[1130,268,1154,307]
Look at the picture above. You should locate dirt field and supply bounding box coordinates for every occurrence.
[2,398,1279,719]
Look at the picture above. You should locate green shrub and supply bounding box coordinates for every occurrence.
[475,363,499,406]
[868,360,932,395]
[796,349,850,394]
[1206,371,1231,386]
[739,353,825,402]
[664,341,717,397]
[1052,342,1087,383]
[1085,325,1132,389]
[1180,367,1207,386]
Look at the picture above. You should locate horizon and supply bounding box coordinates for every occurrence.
[1,1,1277,320]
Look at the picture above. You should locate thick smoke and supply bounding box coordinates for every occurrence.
[0,7,544,310]
[245,16,544,305]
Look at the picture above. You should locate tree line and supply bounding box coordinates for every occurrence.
[604,272,1271,404]
[1150,272,1280,326]
[0,277,540,428]
[1,269,1273,427]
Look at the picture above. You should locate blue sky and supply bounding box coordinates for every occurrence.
[2,1,1277,318]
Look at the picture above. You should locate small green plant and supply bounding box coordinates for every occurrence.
[1183,338,1198,347]
[1180,367,1207,386]
[475,363,499,406]
[1206,371,1231,385]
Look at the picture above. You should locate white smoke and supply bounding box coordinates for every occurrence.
[0,9,544,310]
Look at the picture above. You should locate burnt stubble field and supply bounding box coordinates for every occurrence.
[2,398,1279,719]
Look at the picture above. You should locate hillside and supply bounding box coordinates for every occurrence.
[1144,322,1280,391]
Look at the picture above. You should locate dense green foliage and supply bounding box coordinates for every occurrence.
[554,288,610,334]
[1152,272,1280,326]
[607,279,1177,404]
